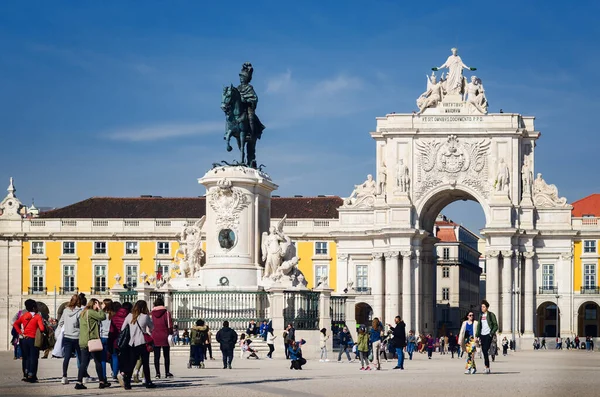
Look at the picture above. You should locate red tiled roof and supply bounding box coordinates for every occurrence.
[39,196,343,219]
[436,228,457,242]
[571,194,600,217]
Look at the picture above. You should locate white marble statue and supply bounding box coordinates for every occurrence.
[533,173,568,207]
[172,216,206,278]
[495,158,510,192]
[417,73,443,114]
[344,174,377,206]
[261,217,286,279]
[396,159,410,193]
[261,215,307,287]
[464,76,488,114]
[521,159,533,197]
[435,47,473,95]
[377,163,387,196]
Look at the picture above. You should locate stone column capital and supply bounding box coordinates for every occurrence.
[400,250,412,259]
[486,250,500,259]
[560,252,573,261]
[337,254,349,262]
[372,252,384,260]
[501,250,514,259]
[523,251,536,259]
[384,251,399,259]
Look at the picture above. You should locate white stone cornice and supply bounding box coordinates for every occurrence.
[560,252,573,261]
[59,255,80,261]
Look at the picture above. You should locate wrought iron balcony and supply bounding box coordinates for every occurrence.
[538,286,558,294]
[28,287,47,295]
[580,286,600,294]
[59,287,79,295]
[91,287,110,295]
[355,287,372,294]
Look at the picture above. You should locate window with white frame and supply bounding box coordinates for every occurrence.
[584,264,597,288]
[542,264,554,289]
[356,265,368,292]
[157,242,170,255]
[443,247,450,260]
[125,264,138,288]
[63,241,75,255]
[94,242,107,255]
[442,266,450,278]
[94,265,107,292]
[315,242,328,255]
[32,241,44,255]
[157,262,170,279]
[32,264,44,292]
[315,264,328,286]
[63,264,76,292]
[125,241,138,255]
[584,240,597,253]
[442,287,450,301]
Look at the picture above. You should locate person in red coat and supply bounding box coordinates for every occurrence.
[13,299,45,383]
[108,301,132,380]
[150,298,174,378]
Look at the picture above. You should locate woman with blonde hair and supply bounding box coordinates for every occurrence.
[57,294,82,385]
[75,298,110,390]
[120,300,155,390]
[369,318,383,370]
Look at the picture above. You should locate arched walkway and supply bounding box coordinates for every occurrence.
[537,301,559,337]
[577,301,600,337]
[355,302,373,327]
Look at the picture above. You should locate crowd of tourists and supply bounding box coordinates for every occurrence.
[10,295,597,387]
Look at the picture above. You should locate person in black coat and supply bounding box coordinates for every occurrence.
[388,316,406,370]
[216,321,238,369]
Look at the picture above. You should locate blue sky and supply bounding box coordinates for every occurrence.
[1,1,599,234]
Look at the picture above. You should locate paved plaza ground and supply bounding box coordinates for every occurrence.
[0,350,597,397]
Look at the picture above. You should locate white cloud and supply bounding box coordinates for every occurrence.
[266,69,292,93]
[103,121,223,142]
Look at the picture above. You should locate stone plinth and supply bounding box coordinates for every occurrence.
[198,166,277,288]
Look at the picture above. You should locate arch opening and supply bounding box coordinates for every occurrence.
[537,301,560,338]
[577,301,600,337]
[355,302,373,327]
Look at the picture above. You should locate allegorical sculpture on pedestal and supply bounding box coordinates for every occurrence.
[221,62,266,168]
[416,48,487,115]
[172,216,206,278]
[261,215,307,288]
[343,174,377,207]
[533,173,568,207]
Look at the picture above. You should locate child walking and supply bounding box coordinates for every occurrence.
[465,336,477,374]
[319,328,329,362]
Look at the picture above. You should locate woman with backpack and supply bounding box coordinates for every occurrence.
[151,297,174,378]
[190,319,209,368]
[119,300,156,390]
[75,298,110,390]
[57,294,82,385]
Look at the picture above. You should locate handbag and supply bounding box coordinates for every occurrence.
[137,319,154,353]
[34,327,49,350]
[86,311,103,352]
[51,327,65,358]
[117,324,131,351]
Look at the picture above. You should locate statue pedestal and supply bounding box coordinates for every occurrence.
[198,166,278,288]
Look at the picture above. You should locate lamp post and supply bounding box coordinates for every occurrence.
[555,293,561,342]
[511,281,520,351]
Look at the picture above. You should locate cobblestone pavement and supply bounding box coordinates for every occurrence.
[0,350,597,397]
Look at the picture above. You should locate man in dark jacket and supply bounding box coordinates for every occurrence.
[389,316,406,370]
[336,326,353,362]
[216,321,238,369]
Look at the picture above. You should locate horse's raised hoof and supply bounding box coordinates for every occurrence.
[226,145,233,152]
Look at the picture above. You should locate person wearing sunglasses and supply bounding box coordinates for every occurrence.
[458,311,478,361]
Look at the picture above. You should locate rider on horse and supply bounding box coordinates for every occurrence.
[238,62,261,141]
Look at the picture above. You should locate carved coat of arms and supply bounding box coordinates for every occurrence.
[415,135,490,201]
[207,178,251,231]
